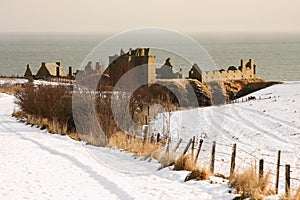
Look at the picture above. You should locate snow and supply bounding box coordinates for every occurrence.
[152,81,300,196]
[0,78,28,85]
[0,93,236,199]
[33,80,72,86]
[0,78,71,86]
[1,81,299,199]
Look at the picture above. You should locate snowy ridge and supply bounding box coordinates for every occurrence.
[152,82,300,194]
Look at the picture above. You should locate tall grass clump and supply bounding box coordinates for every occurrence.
[229,167,275,199]
[281,186,300,200]
[173,154,210,181]
[108,132,163,157]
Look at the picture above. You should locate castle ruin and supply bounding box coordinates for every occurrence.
[189,59,256,82]
[102,48,257,86]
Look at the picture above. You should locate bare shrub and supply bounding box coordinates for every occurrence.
[14,83,72,119]
[13,83,75,136]
[229,167,275,199]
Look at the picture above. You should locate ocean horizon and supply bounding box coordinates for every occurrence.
[0,32,299,81]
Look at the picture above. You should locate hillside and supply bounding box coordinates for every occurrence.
[151,81,300,196]
[0,93,236,199]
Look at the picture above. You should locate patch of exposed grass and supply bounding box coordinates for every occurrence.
[157,151,176,168]
[12,111,80,141]
[281,186,300,200]
[173,154,196,171]
[229,167,275,199]
[185,168,210,182]
[0,83,24,95]
[107,132,163,157]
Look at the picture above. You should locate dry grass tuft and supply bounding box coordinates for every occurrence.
[296,187,300,200]
[281,187,300,200]
[229,167,275,199]
[185,168,210,182]
[173,154,196,171]
[108,132,163,157]
[173,154,210,182]
[13,111,81,141]
[0,83,24,95]
[157,151,176,168]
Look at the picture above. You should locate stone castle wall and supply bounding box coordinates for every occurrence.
[200,59,256,83]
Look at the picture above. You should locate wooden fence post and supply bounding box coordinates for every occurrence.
[182,138,193,155]
[276,150,281,194]
[195,139,204,164]
[191,136,195,159]
[259,159,264,180]
[285,165,290,197]
[173,138,183,153]
[230,143,237,177]
[210,141,216,174]
[165,143,170,156]
[156,133,160,143]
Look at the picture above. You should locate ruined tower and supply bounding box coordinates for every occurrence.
[106,48,156,89]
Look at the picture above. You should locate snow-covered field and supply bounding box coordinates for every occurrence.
[0,78,28,85]
[152,81,300,195]
[0,81,299,199]
[0,78,71,86]
[0,93,235,199]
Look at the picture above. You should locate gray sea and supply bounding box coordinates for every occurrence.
[0,32,299,81]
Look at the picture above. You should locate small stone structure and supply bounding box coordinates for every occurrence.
[156,58,183,79]
[24,62,75,80]
[189,59,256,83]
[24,64,33,78]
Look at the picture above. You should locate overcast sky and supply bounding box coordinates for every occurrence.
[1,0,300,33]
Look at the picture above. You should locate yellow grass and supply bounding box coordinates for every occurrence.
[174,154,196,171]
[12,111,81,141]
[0,84,23,95]
[107,132,163,157]
[281,187,300,200]
[157,151,176,168]
[229,167,275,199]
[185,168,210,181]
[173,154,210,181]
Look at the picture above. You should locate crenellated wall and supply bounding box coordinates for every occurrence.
[194,59,256,83]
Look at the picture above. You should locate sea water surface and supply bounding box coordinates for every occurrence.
[0,32,299,81]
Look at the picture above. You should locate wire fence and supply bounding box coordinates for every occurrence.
[162,136,300,196]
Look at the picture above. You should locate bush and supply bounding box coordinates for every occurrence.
[173,154,196,171]
[185,168,210,182]
[229,167,275,199]
[55,95,75,132]
[14,83,74,134]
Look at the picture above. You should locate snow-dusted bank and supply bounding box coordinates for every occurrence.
[0,93,235,199]
[0,81,299,199]
[152,81,300,195]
